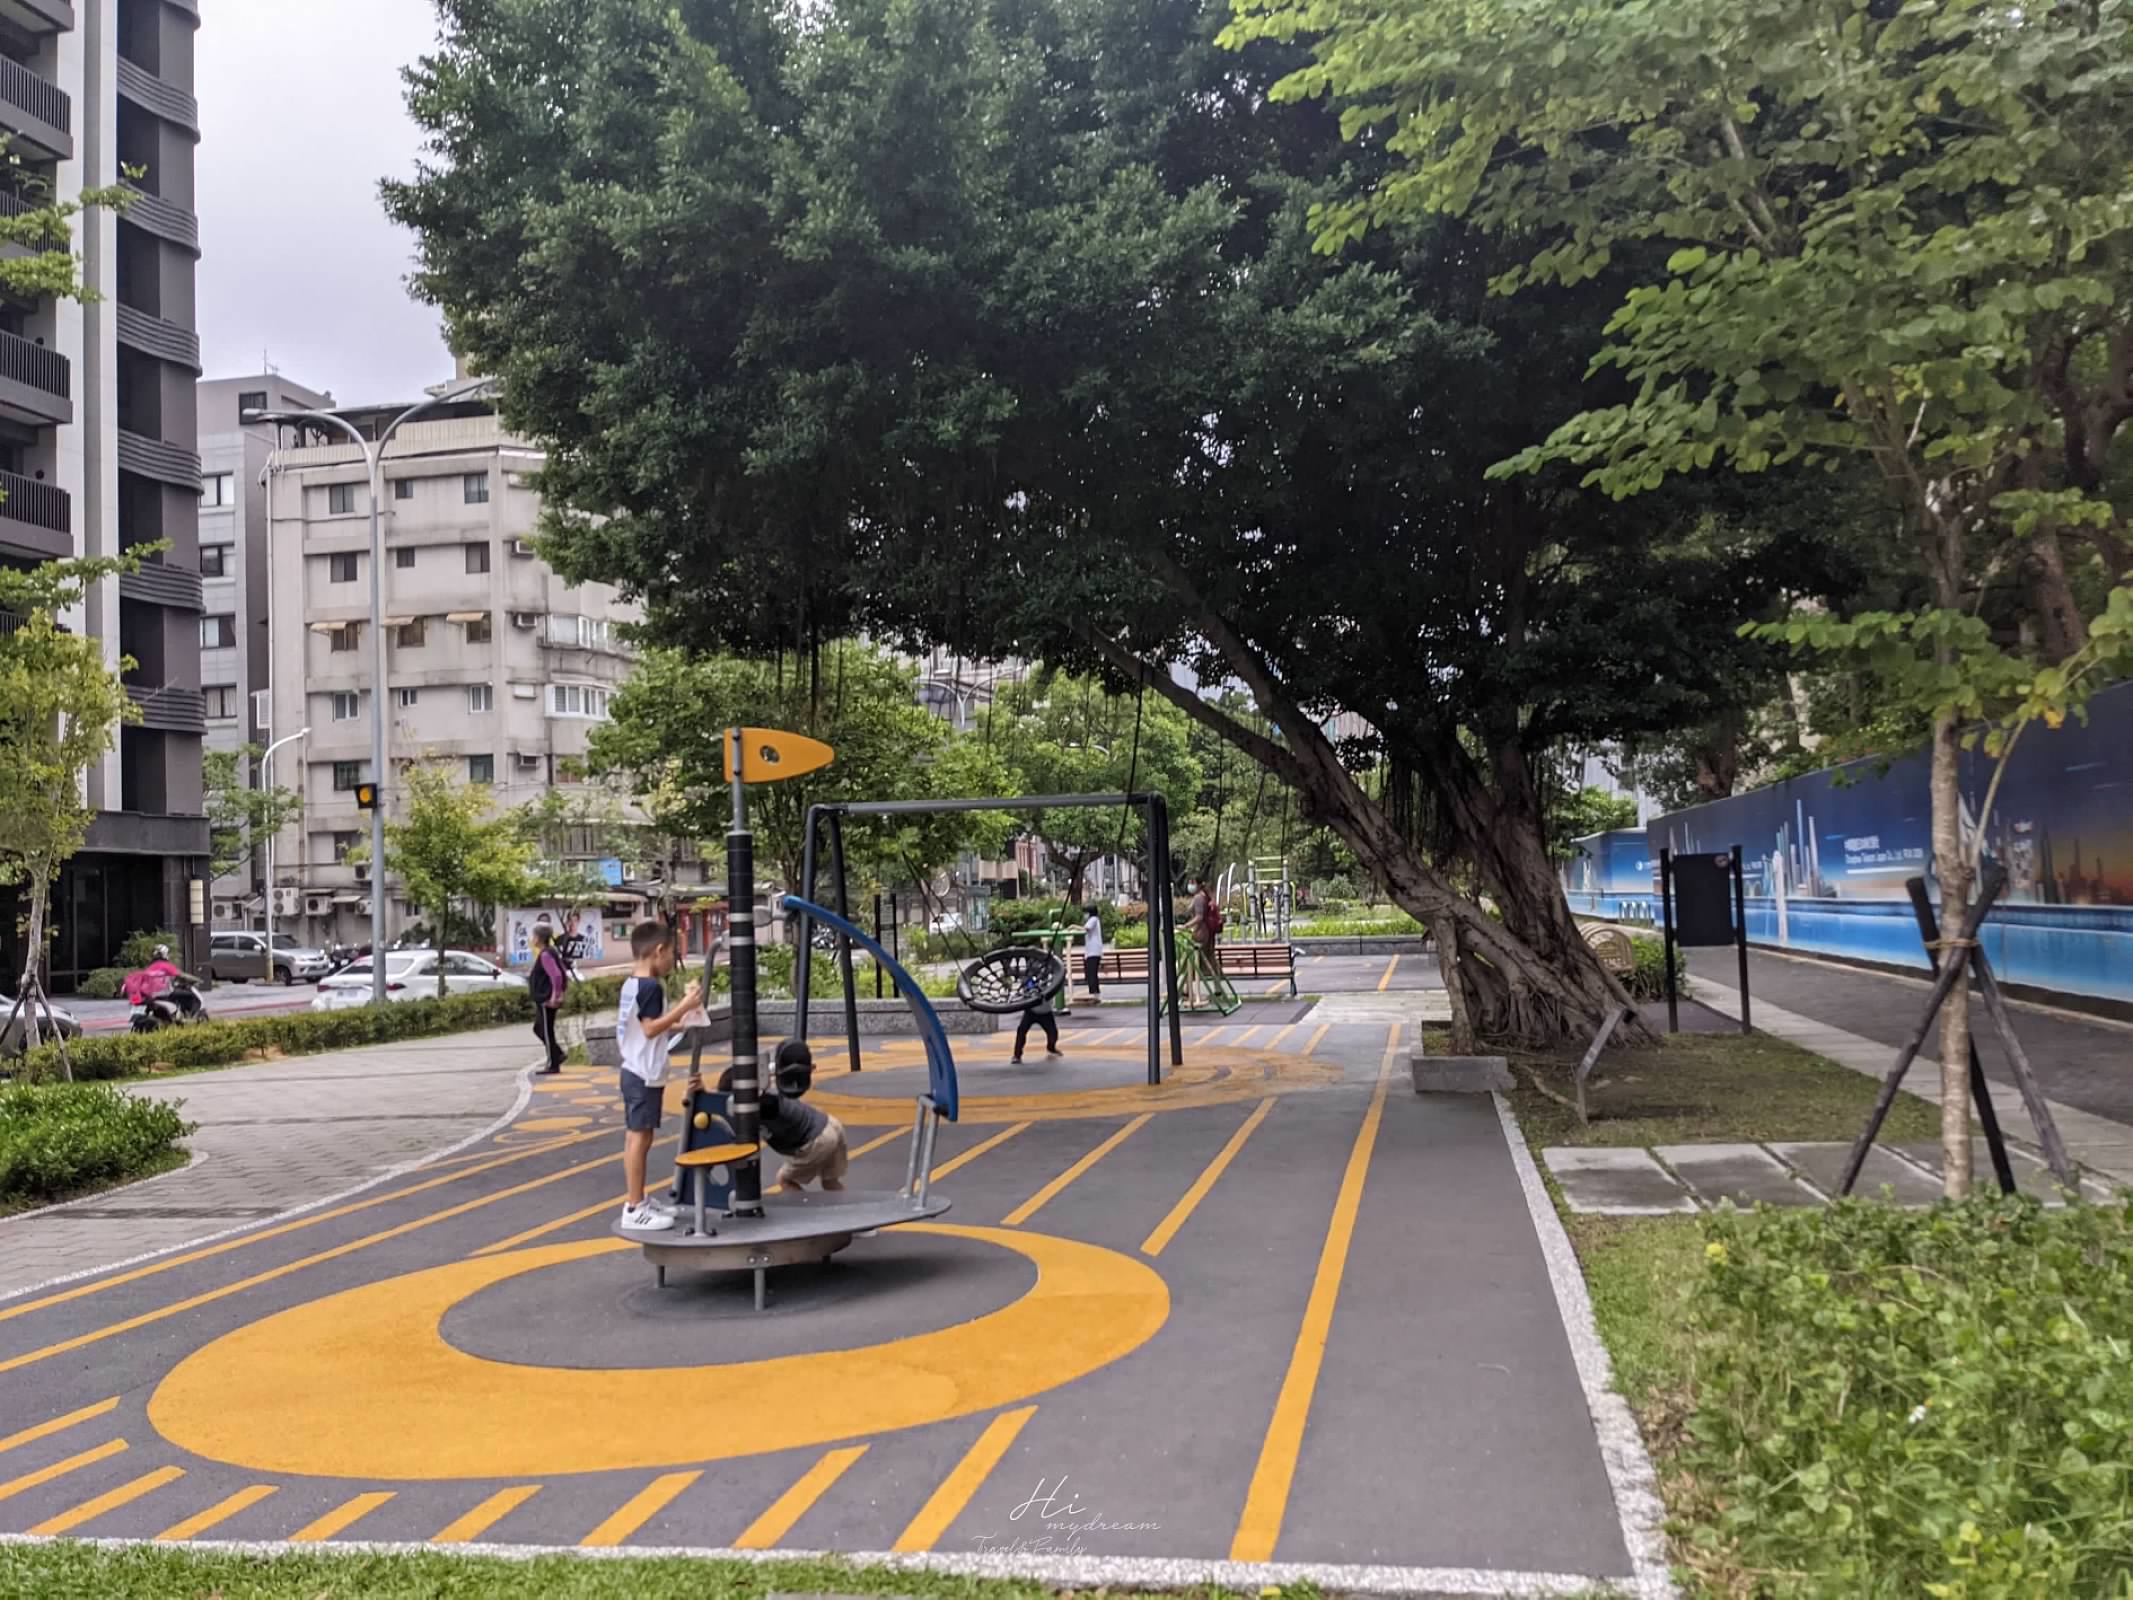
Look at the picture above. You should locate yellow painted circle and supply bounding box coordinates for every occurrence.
[148,1225,1167,1480]
[515,1116,591,1132]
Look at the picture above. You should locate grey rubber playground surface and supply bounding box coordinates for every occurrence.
[0,1004,1658,1594]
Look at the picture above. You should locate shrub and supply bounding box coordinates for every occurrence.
[114,929,185,969]
[1685,1199,2133,1598]
[1620,935,1677,1001]
[0,1081,194,1207]
[75,967,127,1000]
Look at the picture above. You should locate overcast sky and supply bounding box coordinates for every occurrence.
[197,0,452,404]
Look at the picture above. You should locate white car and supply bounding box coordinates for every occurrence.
[310,950,528,1010]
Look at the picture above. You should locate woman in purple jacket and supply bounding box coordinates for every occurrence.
[528,923,571,1074]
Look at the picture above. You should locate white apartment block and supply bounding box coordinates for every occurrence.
[260,389,639,948]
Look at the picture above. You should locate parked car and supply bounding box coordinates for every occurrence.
[310,950,528,1010]
[0,1000,81,1057]
[207,931,332,985]
[928,912,965,935]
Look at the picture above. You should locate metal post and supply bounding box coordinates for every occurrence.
[827,810,862,1077]
[873,893,884,998]
[794,805,821,1040]
[888,893,901,998]
[1155,796,1184,1070]
[726,728,763,1216]
[1659,847,1679,1034]
[1142,797,1160,1086]
[1906,877,2016,1196]
[1730,844,1750,1035]
[258,726,309,981]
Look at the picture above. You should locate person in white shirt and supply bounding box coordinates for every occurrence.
[614,921,702,1233]
[1081,904,1104,997]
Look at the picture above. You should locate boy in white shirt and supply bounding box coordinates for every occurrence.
[616,920,702,1232]
[1081,904,1104,997]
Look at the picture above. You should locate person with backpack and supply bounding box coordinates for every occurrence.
[528,923,571,1074]
[1185,876,1222,1004]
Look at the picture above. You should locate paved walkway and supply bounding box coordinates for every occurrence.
[0,1027,538,1300]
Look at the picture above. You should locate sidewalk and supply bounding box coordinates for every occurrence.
[0,1025,538,1299]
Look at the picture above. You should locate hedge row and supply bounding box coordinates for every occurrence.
[0,1081,194,1208]
[16,976,627,1084]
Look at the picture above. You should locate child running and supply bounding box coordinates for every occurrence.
[720,1040,848,1191]
[616,920,702,1233]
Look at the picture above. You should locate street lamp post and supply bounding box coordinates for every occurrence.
[247,383,486,1005]
[258,726,311,983]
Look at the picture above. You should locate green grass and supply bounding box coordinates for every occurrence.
[0,1546,1307,1599]
[1505,1028,1939,1150]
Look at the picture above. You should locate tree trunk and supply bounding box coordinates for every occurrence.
[1929,704,1973,1199]
[2028,528,2090,665]
[1437,916,1476,1054]
[436,917,449,1000]
[21,870,62,1078]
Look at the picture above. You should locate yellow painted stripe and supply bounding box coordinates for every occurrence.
[0,1438,128,1505]
[1141,1098,1276,1257]
[0,1132,598,1328]
[1266,1022,1301,1052]
[580,1469,699,1547]
[155,1483,278,1541]
[1303,1023,1330,1055]
[291,1490,396,1543]
[891,1407,1037,1552]
[1002,1116,1152,1227]
[0,1397,117,1457]
[432,1484,542,1543]
[1233,1025,1264,1048]
[3,1145,624,1377]
[1229,1038,1397,1562]
[29,1464,184,1535]
[1262,978,1288,996]
[1200,1025,1232,1046]
[732,1445,867,1549]
[1376,955,1400,991]
[930,1122,1030,1181]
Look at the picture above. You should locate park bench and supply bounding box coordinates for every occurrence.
[1582,924,1637,978]
[1092,941,1299,995]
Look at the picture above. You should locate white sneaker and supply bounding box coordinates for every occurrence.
[619,1202,674,1232]
[644,1191,678,1214]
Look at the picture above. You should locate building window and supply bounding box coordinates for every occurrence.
[396,687,420,709]
[329,623,361,652]
[332,761,364,792]
[465,615,493,644]
[200,473,236,507]
[330,691,360,722]
[200,544,230,578]
[200,613,236,648]
[328,483,358,515]
[464,543,490,575]
[394,547,416,569]
[238,389,268,417]
[394,478,415,501]
[468,683,494,714]
[396,619,426,649]
[331,831,359,863]
[467,754,494,785]
[329,552,358,583]
[203,684,237,720]
[463,473,490,505]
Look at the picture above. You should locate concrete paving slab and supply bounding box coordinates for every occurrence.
[1894,1139,2114,1205]
[1542,1147,1696,1215]
[1770,1142,1941,1206]
[1656,1143,1825,1208]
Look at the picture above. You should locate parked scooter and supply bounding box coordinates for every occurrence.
[123,947,210,1033]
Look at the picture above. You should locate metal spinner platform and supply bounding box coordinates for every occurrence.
[616,1188,953,1307]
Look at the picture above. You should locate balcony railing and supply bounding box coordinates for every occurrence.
[0,54,71,145]
[118,184,198,252]
[0,465,68,533]
[115,58,197,134]
[114,302,201,371]
[117,430,201,489]
[126,683,208,735]
[119,561,204,613]
[0,326,67,398]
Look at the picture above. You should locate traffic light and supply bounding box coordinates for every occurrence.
[355,782,378,811]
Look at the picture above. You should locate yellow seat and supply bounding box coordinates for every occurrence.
[674,1142,758,1167]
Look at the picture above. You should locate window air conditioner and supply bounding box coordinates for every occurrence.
[353,863,370,881]
[514,752,542,772]
[304,895,333,917]
[510,539,538,558]
[273,887,301,917]
[509,611,538,629]
[356,897,373,917]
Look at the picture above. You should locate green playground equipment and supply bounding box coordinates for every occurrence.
[1160,928,1242,1018]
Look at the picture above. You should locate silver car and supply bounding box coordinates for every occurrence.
[207,931,332,985]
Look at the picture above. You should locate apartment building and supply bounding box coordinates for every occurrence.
[0,0,207,985]
[261,387,641,948]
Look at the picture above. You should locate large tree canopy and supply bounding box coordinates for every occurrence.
[387,0,1866,1041]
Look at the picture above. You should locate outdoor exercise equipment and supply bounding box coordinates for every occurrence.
[621,726,955,1309]
[1160,928,1242,1018]
[957,946,1070,1014]
[795,791,1184,1085]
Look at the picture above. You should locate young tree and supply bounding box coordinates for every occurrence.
[379,764,540,998]
[0,558,141,1061]
[1224,0,2133,1187]
[204,745,304,885]
[512,782,635,914]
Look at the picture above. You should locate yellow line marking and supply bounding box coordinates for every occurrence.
[0,1131,598,1328]
[29,1464,185,1535]
[891,1406,1038,1552]
[930,1122,1030,1181]
[1002,1116,1151,1227]
[1141,1098,1276,1257]
[1262,978,1288,996]
[0,1397,117,1457]
[1377,955,1400,991]
[733,1445,867,1549]
[1229,1036,1397,1562]
[155,1483,279,1541]
[1266,1022,1301,1051]
[471,1126,910,1256]
[0,1438,128,1505]
[1233,1025,1264,1048]
[1303,1023,1330,1055]
[291,1490,396,1543]
[432,1484,542,1543]
[580,1470,700,1547]
[1,1144,624,1377]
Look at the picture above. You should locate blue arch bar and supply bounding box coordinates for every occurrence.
[778,894,958,1122]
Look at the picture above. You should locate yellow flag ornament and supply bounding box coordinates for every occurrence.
[723,726,835,784]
